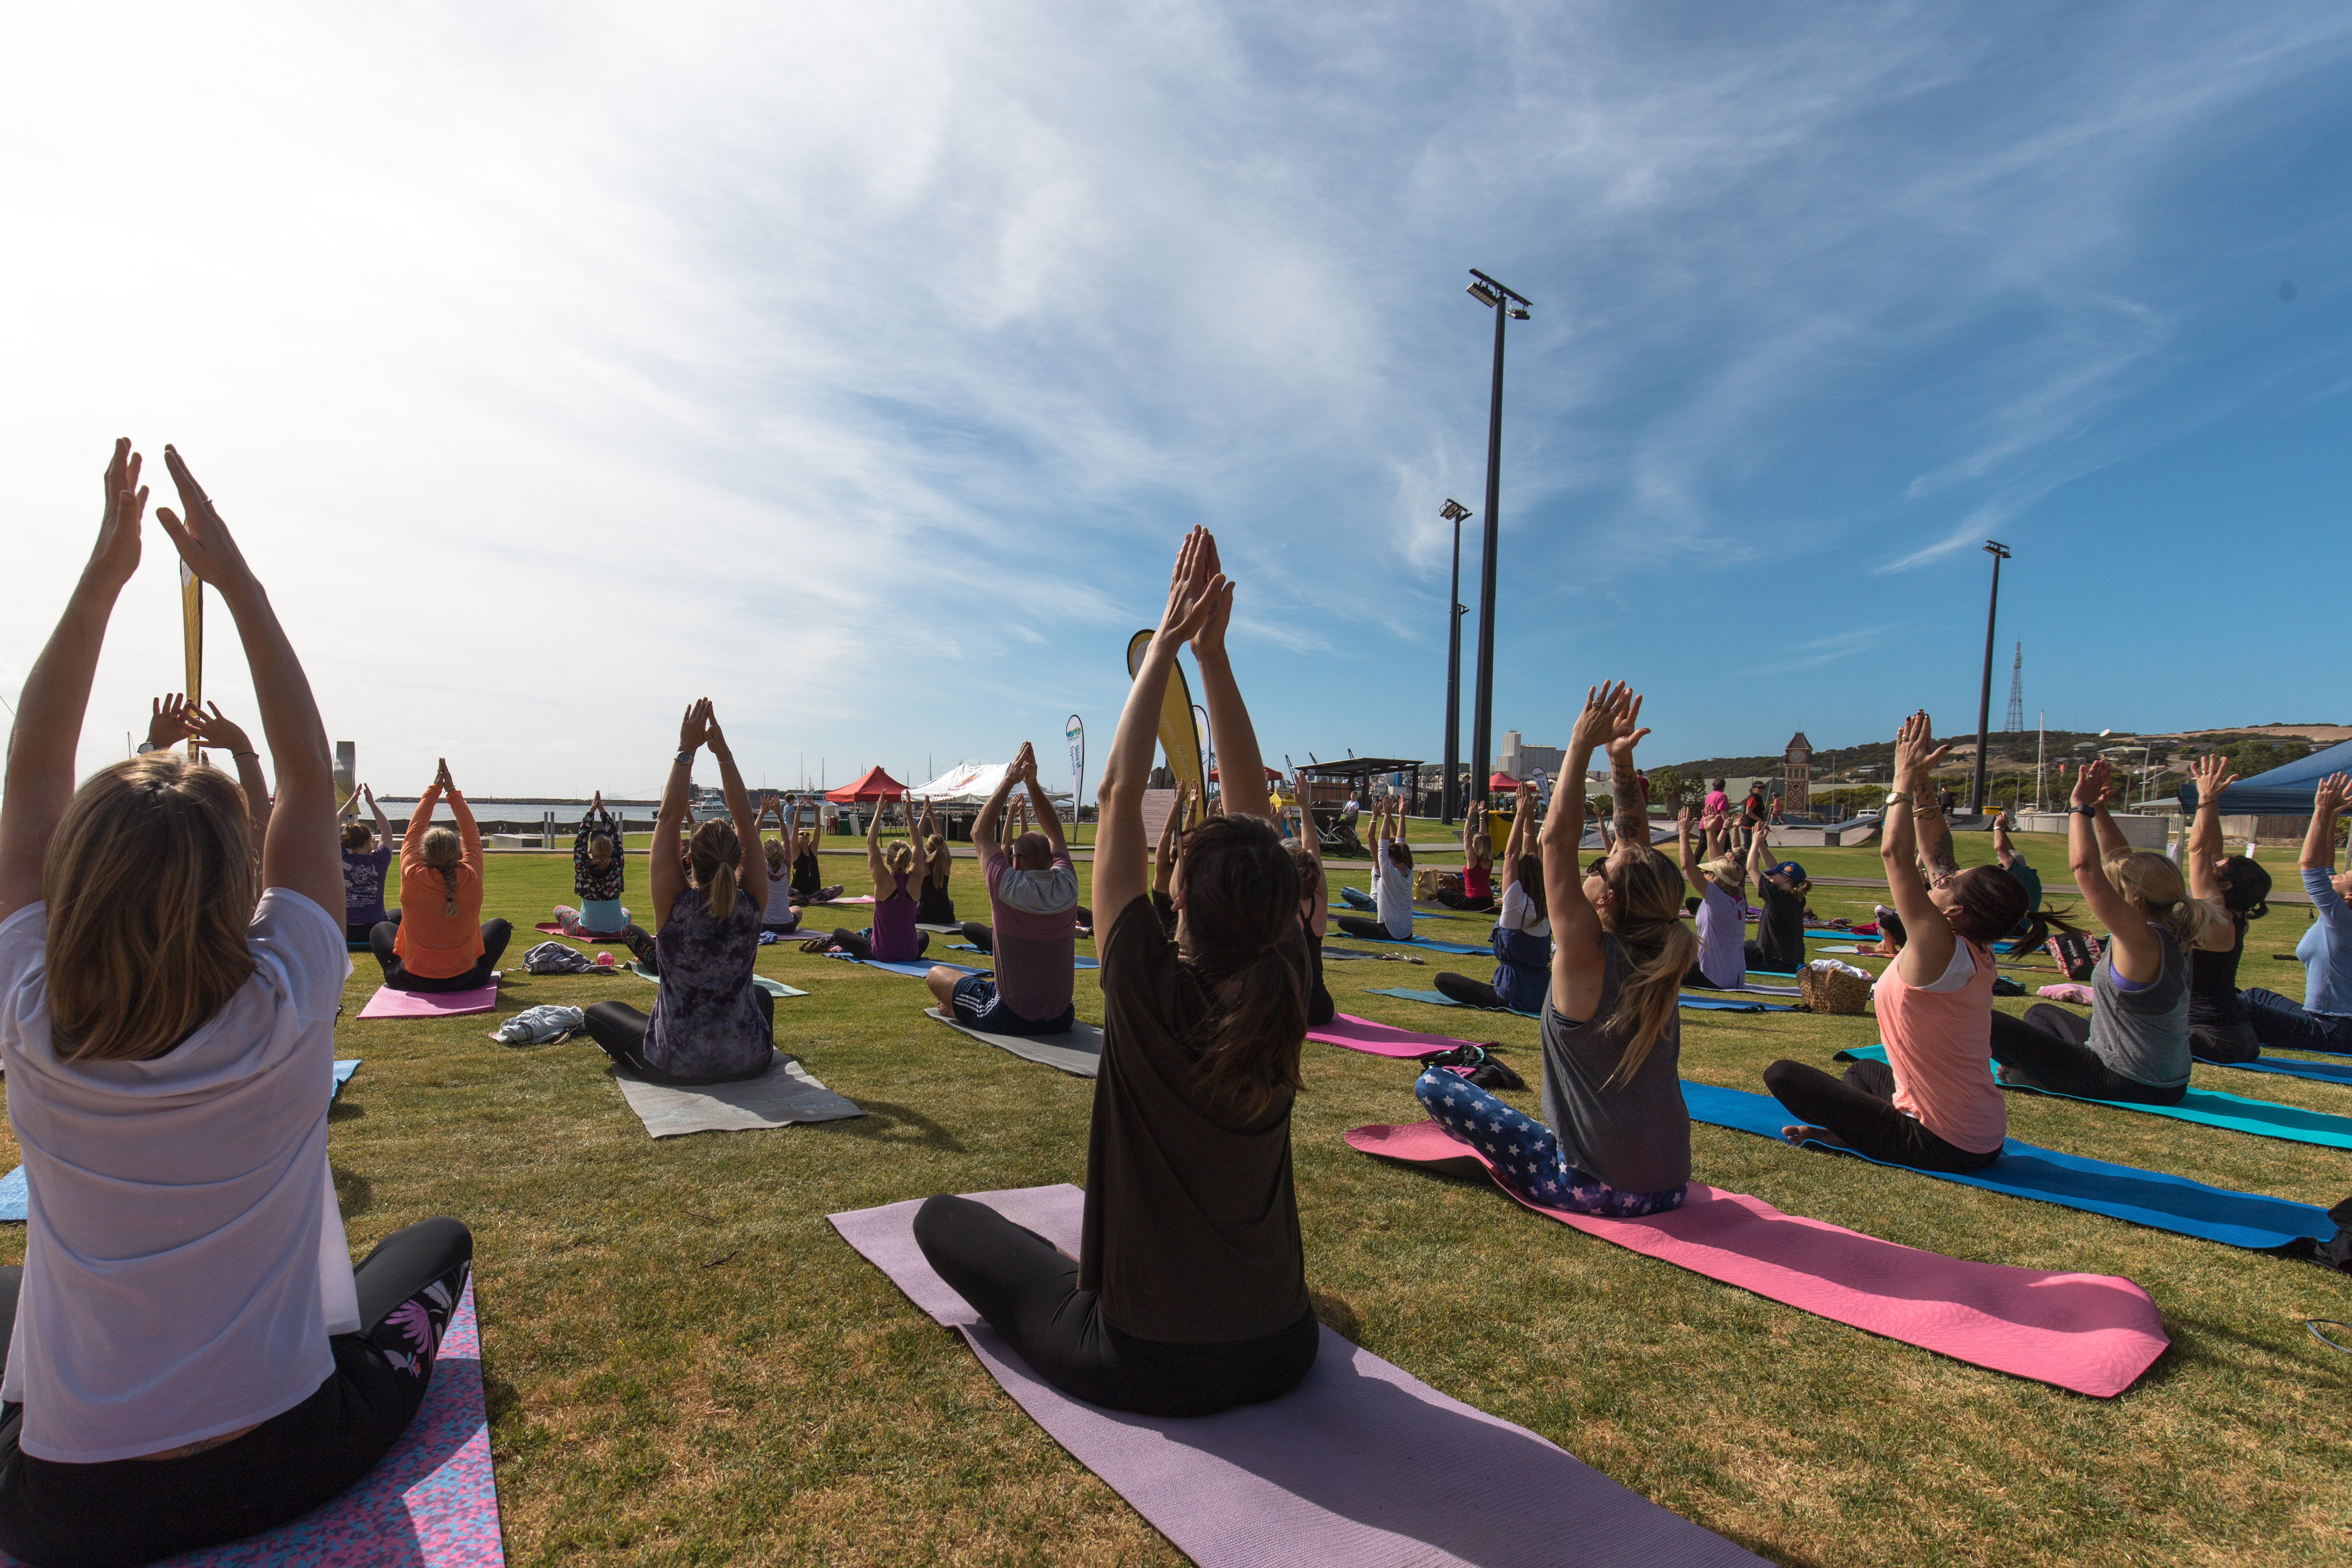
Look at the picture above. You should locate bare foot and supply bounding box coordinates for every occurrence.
[1782,1124,1849,1149]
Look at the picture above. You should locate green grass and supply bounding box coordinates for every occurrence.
[5,833,2348,1564]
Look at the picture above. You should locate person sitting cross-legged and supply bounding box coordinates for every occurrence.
[583,701,779,1085]
[1414,682,1695,1217]
[2241,772,2352,1056]
[371,759,512,993]
[0,441,472,1567]
[798,792,931,963]
[928,744,1078,1034]
[1432,778,1551,1014]
[912,527,1319,1418]
[551,790,631,939]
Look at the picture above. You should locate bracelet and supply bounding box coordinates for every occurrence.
[232,750,258,760]
[2071,804,2098,815]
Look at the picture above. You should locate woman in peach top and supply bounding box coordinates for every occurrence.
[369,758,511,992]
[1762,712,2054,1171]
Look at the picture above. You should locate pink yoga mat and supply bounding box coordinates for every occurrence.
[358,984,500,1019]
[0,1282,505,1567]
[533,922,625,942]
[1308,1012,1482,1058]
[1348,1122,2166,1398]
[832,1185,1763,1568]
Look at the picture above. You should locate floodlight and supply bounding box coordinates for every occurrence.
[1507,306,1529,320]
[1466,282,1502,308]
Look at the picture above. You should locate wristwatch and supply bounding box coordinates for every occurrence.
[2071,804,2099,815]
[1883,791,1911,807]
[674,749,694,766]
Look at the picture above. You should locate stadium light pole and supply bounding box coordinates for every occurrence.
[1465,268,1530,810]
[1439,498,1473,824]
[1970,540,2012,815]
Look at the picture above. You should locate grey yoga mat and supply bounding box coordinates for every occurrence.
[608,1051,863,1138]
[829,1185,1766,1568]
[627,961,806,998]
[925,1007,1102,1078]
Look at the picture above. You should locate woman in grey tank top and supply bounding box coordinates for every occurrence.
[1411,684,1699,1213]
[1984,758,2228,1106]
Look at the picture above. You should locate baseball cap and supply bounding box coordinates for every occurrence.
[1772,860,1807,884]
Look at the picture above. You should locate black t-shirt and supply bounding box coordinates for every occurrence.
[1754,875,1807,973]
[792,850,820,897]
[1080,895,1309,1344]
[2188,914,2249,1026]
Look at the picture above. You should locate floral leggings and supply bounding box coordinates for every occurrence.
[1413,1067,1688,1218]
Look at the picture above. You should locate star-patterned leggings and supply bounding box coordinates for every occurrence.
[1414,1067,1688,1218]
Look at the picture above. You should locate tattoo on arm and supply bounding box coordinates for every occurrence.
[1609,753,1646,847]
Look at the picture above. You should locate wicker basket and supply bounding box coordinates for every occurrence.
[1800,960,1875,1016]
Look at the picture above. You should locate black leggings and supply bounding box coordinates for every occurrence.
[1434,971,1505,1010]
[584,995,775,1086]
[958,909,1094,954]
[910,1195,1319,1418]
[818,928,929,962]
[1334,916,1405,943]
[369,916,512,992]
[0,1217,471,1568]
[1763,1057,2002,1174]
[1428,889,1493,912]
[1986,1004,2187,1105]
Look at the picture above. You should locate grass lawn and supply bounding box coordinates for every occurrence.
[6,825,2347,1564]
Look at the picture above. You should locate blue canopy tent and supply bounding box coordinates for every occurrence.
[2178,737,2352,815]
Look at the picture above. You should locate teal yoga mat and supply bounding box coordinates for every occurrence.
[2205,1052,2352,1089]
[1838,1045,2352,1150]
[1685,1079,2331,1251]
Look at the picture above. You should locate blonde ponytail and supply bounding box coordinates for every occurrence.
[709,859,738,922]
[687,819,743,922]
[1598,849,1699,1089]
[2105,850,2220,950]
[419,825,466,919]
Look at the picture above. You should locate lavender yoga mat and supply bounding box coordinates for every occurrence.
[831,1185,1765,1568]
[1308,1013,1483,1058]
[0,1282,507,1567]
[358,983,499,1020]
[1348,1122,2167,1398]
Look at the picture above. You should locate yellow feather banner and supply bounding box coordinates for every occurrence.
[181,561,203,755]
[1124,629,1205,803]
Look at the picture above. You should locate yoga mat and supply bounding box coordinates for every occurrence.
[1364,987,1789,1017]
[830,1184,1766,1568]
[1329,932,1492,956]
[608,1052,863,1138]
[2207,1053,2352,1089]
[624,961,805,999]
[1347,1121,2166,1398]
[0,1167,23,1224]
[332,1058,361,1101]
[917,922,966,935]
[952,944,1098,969]
[925,1007,1102,1078]
[358,983,499,1020]
[532,921,629,942]
[1837,1045,2352,1151]
[1684,1079,2334,1250]
[0,1282,508,1565]
[822,954,986,980]
[1309,1013,1485,1058]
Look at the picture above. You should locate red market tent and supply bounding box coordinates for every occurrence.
[1488,771,1522,793]
[825,766,910,803]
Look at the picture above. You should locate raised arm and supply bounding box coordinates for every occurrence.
[863,788,889,889]
[158,447,340,916]
[975,761,1019,863]
[702,706,765,915]
[1883,712,1957,984]
[2066,758,2158,980]
[1543,684,1630,1018]
[0,441,149,920]
[367,783,390,845]
[2303,773,2349,874]
[1607,708,1651,851]
[1746,814,1772,883]
[1502,781,1533,888]
[650,702,702,926]
[1677,807,1708,901]
[1154,780,1189,899]
[1098,529,1226,918]
[435,762,482,875]
[1186,532,1271,822]
[186,701,273,850]
[2186,753,2236,907]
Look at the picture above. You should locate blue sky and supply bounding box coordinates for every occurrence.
[2,2,2346,797]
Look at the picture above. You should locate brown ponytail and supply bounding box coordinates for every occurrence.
[688,819,742,921]
[1599,848,1698,1088]
[1180,815,1307,1119]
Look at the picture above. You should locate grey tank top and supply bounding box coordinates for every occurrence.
[1538,935,1692,1195]
[2088,924,2190,1089]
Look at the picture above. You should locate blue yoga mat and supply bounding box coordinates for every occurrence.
[1329,932,1492,956]
[1837,1045,2352,1151]
[826,954,986,979]
[331,1058,360,1101]
[1683,1080,2332,1250]
[951,944,1098,969]
[2206,1052,2352,1089]
[1365,986,1787,1016]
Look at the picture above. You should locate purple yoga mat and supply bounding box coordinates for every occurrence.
[358,983,500,1019]
[1349,1121,2168,1398]
[1307,1012,1482,1058]
[0,1282,505,1567]
[830,1185,1764,1568]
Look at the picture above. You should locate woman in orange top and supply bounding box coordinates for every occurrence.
[1762,711,2053,1171]
[369,758,511,992]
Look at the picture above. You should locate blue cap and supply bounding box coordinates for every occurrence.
[1772,861,1807,884]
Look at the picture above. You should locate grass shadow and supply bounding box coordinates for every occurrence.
[820,1100,966,1154]
[333,1163,375,1217]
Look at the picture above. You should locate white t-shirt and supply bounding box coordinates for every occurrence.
[1373,841,1414,939]
[0,890,359,1462]
[1498,880,1552,939]
[762,871,799,928]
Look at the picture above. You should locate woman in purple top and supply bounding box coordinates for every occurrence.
[583,700,775,1085]
[798,792,930,964]
[339,782,393,942]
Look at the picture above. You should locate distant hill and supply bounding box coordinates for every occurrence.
[1663,726,2323,796]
